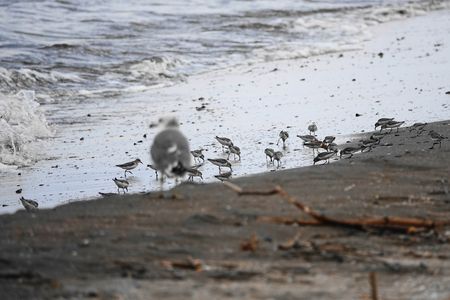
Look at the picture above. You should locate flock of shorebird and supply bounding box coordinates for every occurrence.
[107,117,445,194]
[18,117,446,210]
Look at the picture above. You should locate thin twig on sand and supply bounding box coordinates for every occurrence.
[369,272,379,300]
[161,257,203,272]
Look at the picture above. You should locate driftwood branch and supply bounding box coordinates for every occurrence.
[224,182,450,232]
[257,216,321,226]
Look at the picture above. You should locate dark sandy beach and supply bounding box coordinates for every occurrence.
[1,121,449,299]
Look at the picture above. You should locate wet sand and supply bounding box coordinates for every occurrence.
[1,9,450,213]
[1,8,450,299]
[1,121,449,299]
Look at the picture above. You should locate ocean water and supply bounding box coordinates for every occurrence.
[1,0,444,99]
[0,0,445,165]
[0,0,449,212]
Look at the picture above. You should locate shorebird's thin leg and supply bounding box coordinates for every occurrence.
[155,170,158,179]
[124,170,127,178]
[125,187,128,193]
[159,174,165,191]
[276,138,280,146]
[117,187,120,194]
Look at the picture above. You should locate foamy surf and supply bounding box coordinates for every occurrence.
[0,91,53,167]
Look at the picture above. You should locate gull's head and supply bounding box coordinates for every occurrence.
[158,117,179,128]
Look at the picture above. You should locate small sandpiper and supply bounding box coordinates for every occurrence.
[303,140,324,151]
[322,136,336,144]
[147,164,159,179]
[19,196,38,212]
[308,122,318,135]
[113,178,129,193]
[327,142,338,152]
[370,132,385,144]
[297,134,318,143]
[410,122,427,131]
[116,158,142,177]
[277,130,289,148]
[313,150,337,165]
[273,151,283,167]
[340,146,361,158]
[429,130,445,149]
[322,136,336,150]
[208,158,232,172]
[264,148,275,163]
[186,168,203,181]
[214,171,232,182]
[191,149,205,163]
[215,136,233,151]
[374,118,395,130]
[380,120,404,133]
[410,122,427,136]
[227,144,241,161]
[360,139,377,152]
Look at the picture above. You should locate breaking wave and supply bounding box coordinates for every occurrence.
[0,91,53,167]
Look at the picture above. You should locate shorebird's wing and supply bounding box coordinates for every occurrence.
[99,192,116,197]
[116,161,134,168]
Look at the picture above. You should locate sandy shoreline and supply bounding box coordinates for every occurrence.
[1,8,450,299]
[1,9,450,213]
[1,120,449,299]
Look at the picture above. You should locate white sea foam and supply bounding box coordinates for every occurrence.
[0,90,53,167]
[127,57,185,82]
